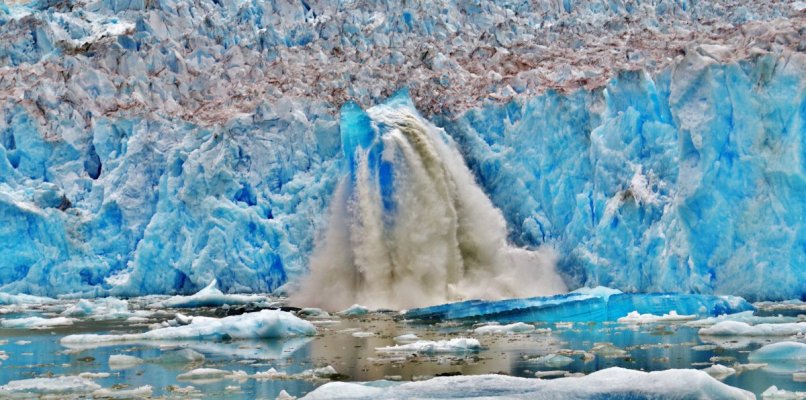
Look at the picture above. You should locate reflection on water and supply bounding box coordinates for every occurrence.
[0,309,804,399]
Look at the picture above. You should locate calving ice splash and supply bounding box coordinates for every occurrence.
[294,92,566,310]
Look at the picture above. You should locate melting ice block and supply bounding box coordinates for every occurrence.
[404,288,753,323]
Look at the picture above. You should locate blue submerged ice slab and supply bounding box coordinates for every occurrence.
[404,290,753,323]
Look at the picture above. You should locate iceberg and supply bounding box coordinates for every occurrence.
[300,367,754,399]
[404,290,753,323]
[699,321,806,336]
[60,310,315,344]
[748,342,806,374]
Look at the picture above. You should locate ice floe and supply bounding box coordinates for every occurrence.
[300,367,754,399]
[376,338,481,355]
[60,310,315,344]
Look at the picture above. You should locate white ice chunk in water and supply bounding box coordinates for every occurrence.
[300,367,754,399]
[0,376,101,397]
[618,310,696,324]
[61,310,316,344]
[376,338,481,354]
[1,316,75,329]
[474,322,535,334]
[154,280,269,308]
[699,321,806,336]
[109,354,144,369]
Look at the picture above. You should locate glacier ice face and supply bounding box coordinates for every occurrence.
[439,59,806,301]
[0,0,804,300]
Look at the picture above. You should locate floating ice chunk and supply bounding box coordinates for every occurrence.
[687,311,799,327]
[352,331,375,338]
[253,368,288,380]
[154,280,268,308]
[62,298,131,319]
[61,310,315,344]
[762,385,806,400]
[298,308,331,318]
[177,368,237,381]
[92,385,153,399]
[338,304,370,316]
[376,338,481,355]
[253,366,339,381]
[699,321,806,336]
[534,370,572,378]
[1,316,75,329]
[570,286,623,299]
[618,310,696,324]
[702,364,736,380]
[748,342,806,373]
[277,389,297,400]
[527,354,575,368]
[393,334,420,343]
[108,354,143,369]
[474,322,535,334]
[78,372,110,379]
[0,292,55,305]
[0,376,101,397]
[300,367,754,399]
[159,349,205,364]
[405,292,752,323]
[590,343,629,358]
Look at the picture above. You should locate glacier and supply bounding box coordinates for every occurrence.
[0,0,804,301]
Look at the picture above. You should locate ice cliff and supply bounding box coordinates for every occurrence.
[0,0,804,300]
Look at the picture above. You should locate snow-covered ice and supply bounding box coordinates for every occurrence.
[1,316,75,329]
[699,321,806,336]
[474,322,536,335]
[153,280,269,308]
[300,367,754,399]
[0,376,101,397]
[376,338,481,355]
[60,310,315,344]
[617,311,696,324]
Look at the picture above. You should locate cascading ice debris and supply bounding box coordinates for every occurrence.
[293,92,567,310]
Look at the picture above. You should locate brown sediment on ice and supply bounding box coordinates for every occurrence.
[0,0,804,126]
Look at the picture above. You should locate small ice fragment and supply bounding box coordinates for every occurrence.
[109,354,143,369]
[338,304,370,316]
[618,311,696,324]
[277,389,297,400]
[92,385,153,399]
[527,354,574,368]
[1,316,74,329]
[160,348,205,364]
[699,321,806,336]
[702,364,736,380]
[474,322,535,334]
[177,368,232,381]
[393,334,420,343]
[376,338,481,354]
